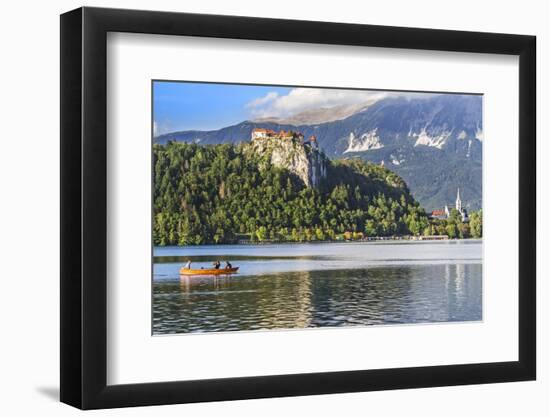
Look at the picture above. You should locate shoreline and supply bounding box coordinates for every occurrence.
[154,237,483,248]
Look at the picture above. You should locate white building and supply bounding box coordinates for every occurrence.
[431,188,469,222]
[455,188,469,221]
[251,128,271,139]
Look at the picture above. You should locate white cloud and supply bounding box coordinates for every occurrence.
[246,88,439,120]
[247,88,388,119]
[245,91,279,109]
[153,121,158,136]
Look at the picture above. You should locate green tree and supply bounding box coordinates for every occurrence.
[256,226,268,241]
[445,223,458,239]
[469,210,483,238]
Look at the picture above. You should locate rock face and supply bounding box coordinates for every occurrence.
[344,129,384,153]
[249,135,327,187]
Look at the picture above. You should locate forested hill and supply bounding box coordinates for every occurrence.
[153,141,430,245]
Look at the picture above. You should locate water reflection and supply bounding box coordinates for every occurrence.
[153,263,482,334]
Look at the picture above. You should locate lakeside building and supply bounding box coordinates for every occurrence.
[430,188,469,222]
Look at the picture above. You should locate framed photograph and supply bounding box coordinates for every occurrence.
[60,7,536,409]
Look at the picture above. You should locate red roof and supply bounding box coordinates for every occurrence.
[431,209,445,216]
[254,129,310,139]
[252,128,277,135]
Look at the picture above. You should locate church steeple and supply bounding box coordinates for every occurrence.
[455,188,462,212]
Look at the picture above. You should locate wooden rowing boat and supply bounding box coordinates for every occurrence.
[179,267,239,276]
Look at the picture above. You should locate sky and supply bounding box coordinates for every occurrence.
[153,82,291,135]
[152,81,429,136]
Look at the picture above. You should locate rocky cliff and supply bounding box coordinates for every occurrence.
[247,135,327,188]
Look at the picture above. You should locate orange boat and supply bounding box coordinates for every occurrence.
[179,267,239,276]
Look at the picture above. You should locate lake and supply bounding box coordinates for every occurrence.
[153,240,482,334]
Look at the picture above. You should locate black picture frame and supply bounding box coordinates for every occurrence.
[60,6,536,410]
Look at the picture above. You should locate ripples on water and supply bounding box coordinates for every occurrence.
[153,242,482,334]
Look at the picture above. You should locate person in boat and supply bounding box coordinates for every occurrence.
[213,260,221,270]
[184,260,191,269]
[225,261,232,269]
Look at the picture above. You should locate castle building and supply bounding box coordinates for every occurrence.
[251,128,277,139]
[251,128,310,144]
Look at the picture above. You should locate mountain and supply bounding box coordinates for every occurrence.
[154,94,483,211]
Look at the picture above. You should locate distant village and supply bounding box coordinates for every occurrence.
[430,189,469,222]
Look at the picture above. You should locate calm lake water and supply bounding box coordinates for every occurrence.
[153,240,482,334]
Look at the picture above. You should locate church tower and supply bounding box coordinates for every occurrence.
[455,188,462,212]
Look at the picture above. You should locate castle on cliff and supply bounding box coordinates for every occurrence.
[249,128,325,187]
[251,128,318,150]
